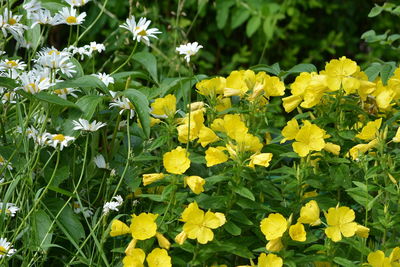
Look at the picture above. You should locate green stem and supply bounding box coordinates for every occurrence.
[110,42,138,75]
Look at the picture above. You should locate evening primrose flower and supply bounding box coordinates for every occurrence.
[72,118,107,132]
[205,146,228,167]
[198,126,219,147]
[196,77,226,97]
[155,232,171,250]
[120,16,161,46]
[325,56,359,92]
[146,248,172,267]
[181,202,226,244]
[142,173,165,186]
[184,176,205,194]
[248,153,273,168]
[292,121,326,157]
[130,213,158,240]
[324,206,358,242]
[150,94,176,118]
[49,134,75,150]
[280,118,299,143]
[0,237,16,258]
[258,253,283,267]
[53,7,86,25]
[176,42,203,63]
[163,146,190,174]
[367,247,400,267]
[110,219,131,237]
[123,248,145,267]
[266,237,284,252]
[260,213,288,241]
[355,118,382,141]
[348,138,378,160]
[298,200,321,226]
[289,222,306,242]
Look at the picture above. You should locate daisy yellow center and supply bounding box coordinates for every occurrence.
[137,29,147,36]
[52,134,66,141]
[54,89,64,95]
[47,50,60,55]
[66,16,77,24]
[128,102,134,109]
[6,61,17,67]
[8,18,16,25]
[0,156,4,163]
[0,245,6,255]
[73,202,80,209]
[28,83,37,91]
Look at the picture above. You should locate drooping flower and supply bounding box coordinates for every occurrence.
[184,176,206,194]
[355,118,382,141]
[130,213,158,240]
[92,73,114,86]
[198,126,220,147]
[163,146,190,174]
[298,200,321,226]
[348,138,378,160]
[155,232,171,250]
[393,127,400,143]
[142,173,165,186]
[64,0,91,7]
[266,237,284,252]
[205,146,228,167]
[176,42,203,63]
[110,219,131,237]
[289,222,306,242]
[146,248,172,267]
[72,118,107,132]
[248,153,273,168]
[324,205,358,242]
[260,213,288,241]
[109,97,135,119]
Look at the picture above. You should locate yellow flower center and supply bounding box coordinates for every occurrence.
[128,102,134,109]
[47,50,60,55]
[6,60,17,67]
[73,202,80,209]
[66,16,77,24]
[28,83,37,92]
[52,134,66,141]
[137,29,147,36]
[8,18,16,25]
[0,245,7,255]
[0,156,4,163]
[54,89,66,95]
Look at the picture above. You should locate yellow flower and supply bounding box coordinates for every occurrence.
[324,206,357,242]
[323,142,341,155]
[177,109,205,143]
[260,213,288,240]
[163,146,190,174]
[150,118,161,126]
[150,94,176,118]
[196,77,226,97]
[282,95,302,113]
[234,133,263,153]
[355,224,370,238]
[181,202,226,244]
[224,70,255,97]
[264,76,285,97]
[211,114,248,139]
[174,231,187,245]
[123,248,145,267]
[266,237,284,252]
[142,173,165,186]
[248,153,273,168]
[146,248,172,267]
[215,96,232,112]
[205,146,228,167]
[367,250,391,267]
[348,138,378,160]
[355,118,382,141]
[298,200,321,226]
[292,121,326,157]
[393,127,400,142]
[281,118,299,143]
[258,253,283,267]
[184,175,206,195]
[188,101,205,111]
[289,222,306,242]
[125,239,138,255]
[155,232,171,250]
[110,219,131,236]
[325,56,359,92]
[130,213,158,240]
[198,126,219,147]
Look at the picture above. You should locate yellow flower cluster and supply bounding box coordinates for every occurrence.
[367,247,400,267]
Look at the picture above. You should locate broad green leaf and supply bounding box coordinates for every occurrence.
[0,77,19,89]
[32,210,53,251]
[333,257,358,267]
[246,16,261,37]
[251,63,280,76]
[231,8,250,29]
[368,6,383,17]
[133,52,158,84]
[123,89,151,138]
[69,57,84,78]
[286,63,317,74]
[380,62,396,85]
[234,186,255,201]
[224,221,242,236]
[75,95,103,120]
[364,63,382,81]
[53,75,110,96]
[34,92,81,109]
[216,0,235,29]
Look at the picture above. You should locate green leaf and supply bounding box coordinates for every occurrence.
[133,52,158,84]
[53,75,110,96]
[250,63,280,76]
[69,57,84,78]
[224,221,242,236]
[231,8,250,29]
[0,77,19,89]
[216,0,235,29]
[34,92,81,109]
[32,210,53,251]
[75,95,103,120]
[333,257,358,267]
[123,89,151,138]
[368,5,383,17]
[46,198,85,244]
[364,62,382,82]
[246,16,261,37]
[380,62,396,85]
[234,186,255,201]
[286,63,317,74]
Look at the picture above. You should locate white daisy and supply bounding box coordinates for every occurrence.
[0,237,16,258]
[0,202,19,217]
[68,45,91,60]
[23,0,42,18]
[176,42,203,63]
[64,0,91,7]
[109,97,135,119]
[53,87,79,99]
[36,48,76,77]
[1,91,17,104]
[88,42,105,53]
[93,154,108,169]
[92,73,114,86]
[19,71,53,94]
[53,7,86,26]
[72,118,107,132]
[102,195,123,215]
[0,155,12,171]
[120,16,161,46]
[0,59,26,71]
[0,8,27,44]
[30,9,56,28]
[49,134,75,150]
